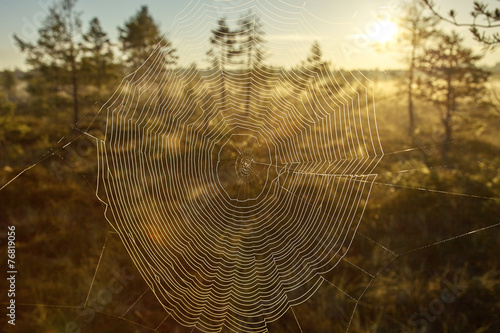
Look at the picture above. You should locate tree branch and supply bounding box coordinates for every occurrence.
[422,0,500,28]
[421,0,500,48]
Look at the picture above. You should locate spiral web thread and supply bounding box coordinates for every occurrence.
[96,0,383,332]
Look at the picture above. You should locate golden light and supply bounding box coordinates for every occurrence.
[369,20,398,44]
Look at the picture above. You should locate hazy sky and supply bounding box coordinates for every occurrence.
[0,0,499,70]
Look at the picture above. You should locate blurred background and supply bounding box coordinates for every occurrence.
[0,0,499,332]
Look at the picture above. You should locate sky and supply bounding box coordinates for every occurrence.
[0,0,499,70]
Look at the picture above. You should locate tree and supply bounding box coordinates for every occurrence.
[208,18,238,69]
[14,0,82,128]
[306,40,326,74]
[292,40,327,97]
[237,11,266,115]
[207,18,238,112]
[397,1,438,136]
[81,17,114,89]
[118,6,177,70]
[415,31,490,162]
[0,91,14,165]
[421,0,500,49]
[1,70,17,99]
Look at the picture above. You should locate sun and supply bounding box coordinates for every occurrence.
[369,20,398,44]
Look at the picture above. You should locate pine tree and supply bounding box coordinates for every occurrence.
[422,0,500,49]
[306,40,325,74]
[398,1,438,136]
[208,18,238,69]
[416,31,490,162]
[207,18,238,112]
[118,6,177,70]
[1,70,17,100]
[14,0,82,127]
[238,11,266,116]
[81,17,114,89]
[293,40,327,97]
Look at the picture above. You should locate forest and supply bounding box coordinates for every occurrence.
[1,0,500,332]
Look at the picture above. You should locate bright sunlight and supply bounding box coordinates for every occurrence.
[370,20,398,44]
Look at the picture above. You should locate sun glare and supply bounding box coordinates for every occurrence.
[370,20,398,44]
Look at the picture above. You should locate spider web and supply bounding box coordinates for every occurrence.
[95,2,382,332]
[1,0,499,332]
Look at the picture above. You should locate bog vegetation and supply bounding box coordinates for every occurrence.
[1,0,500,332]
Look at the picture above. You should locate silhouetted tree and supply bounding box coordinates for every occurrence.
[14,0,82,127]
[208,18,238,69]
[306,40,326,74]
[237,11,266,115]
[1,70,17,99]
[416,31,490,162]
[292,40,327,97]
[398,1,438,136]
[81,17,114,89]
[119,6,177,70]
[422,0,500,49]
[207,18,238,111]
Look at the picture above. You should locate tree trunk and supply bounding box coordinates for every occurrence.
[441,76,452,164]
[245,44,252,117]
[408,64,415,136]
[71,55,79,129]
[408,47,416,137]
[441,117,452,165]
[97,56,103,90]
[221,45,227,113]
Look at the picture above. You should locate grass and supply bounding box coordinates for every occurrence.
[1,71,499,332]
